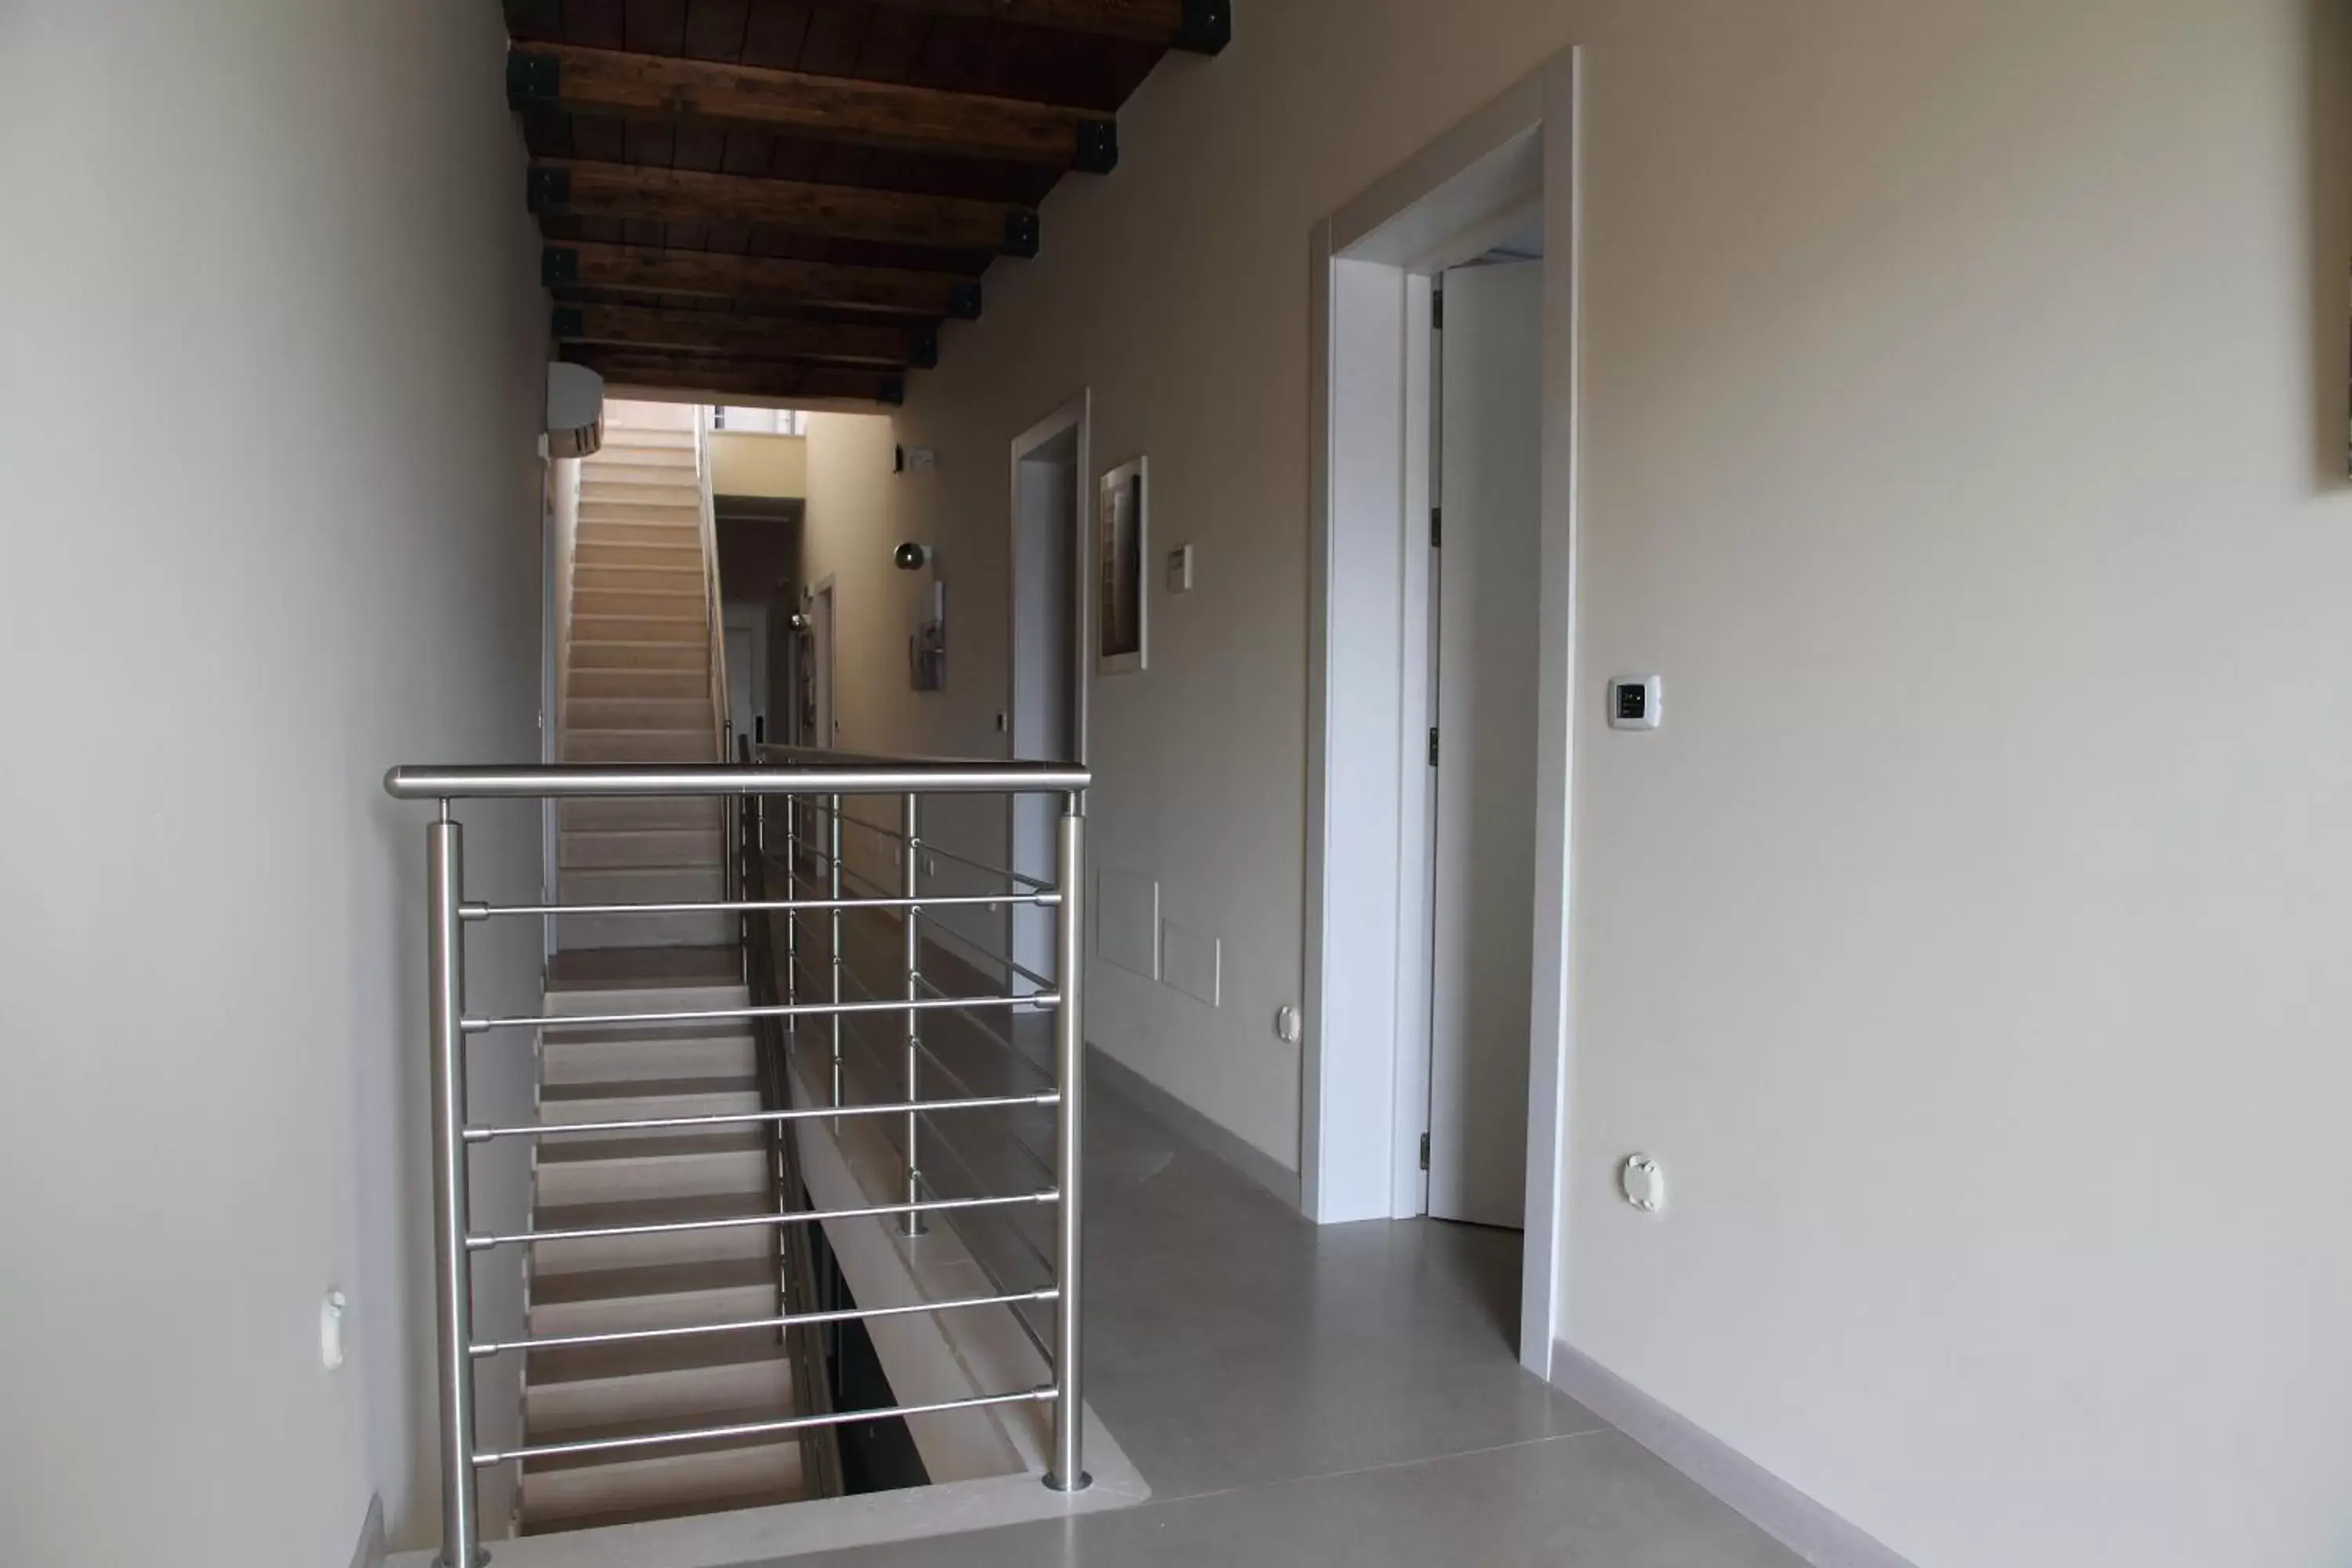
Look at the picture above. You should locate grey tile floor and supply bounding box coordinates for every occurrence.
[744,931,1806,1568]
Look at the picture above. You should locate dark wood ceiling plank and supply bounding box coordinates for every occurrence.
[622,115,679,168]
[796,2,876,75]
[506,42,1115,169]
[555,301,936,366]
[571,112,631,162]
[861,0,1226,52]
[671,122,731,172]
[681,0,753,59]
[906,13,1012,94]
[739,0,815,67]
[853,4,933,78]
[561,344,909,405]
[563,0,628,49]
[624,0,690,51]
[521,108,576,158]
[506,0,566,41]
[530,158,1040,254]
[742,229,994,274]
[546,238,984,317]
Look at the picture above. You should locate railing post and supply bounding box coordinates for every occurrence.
[733,735,751,985]
[1047,794,1088,1492]
[427,804,485,1564]
[783,794,800,1018]
[828,793,844,1109]
[901,792,925,1236]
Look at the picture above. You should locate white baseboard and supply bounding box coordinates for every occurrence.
[1548,1341,1915,1568]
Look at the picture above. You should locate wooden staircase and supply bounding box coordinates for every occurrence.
[518,401,811,1536]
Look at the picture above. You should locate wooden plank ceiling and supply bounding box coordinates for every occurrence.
[507,0,1231,410]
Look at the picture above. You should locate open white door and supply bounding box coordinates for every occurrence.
[1426,260,1542,1229]
[1008,419,1081,990]
[808,582,835,747]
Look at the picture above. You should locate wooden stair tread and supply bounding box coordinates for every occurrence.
[518,1479,805,1534]
[525,1400,804,1464]
[526,1333,789,1390]
[533,1190,775,1237]
[531,1254,776,1308]
[536,1128,769,1166]
[541,1073,762,1102]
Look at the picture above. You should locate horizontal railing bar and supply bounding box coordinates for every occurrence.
[463,1091,1059,1142]
[468,1287,1058,1358]
[791,799,1050,891]
[464,890,1055,920]
[920,916,1058,994]
[464,990,1060,1033]
[471,1387,1054,1467]
[385,760,1088,800]
[465,1188,1056,1249]
[908,836,1054,892]
[800,803,905,844]
[911,972,1055,1080]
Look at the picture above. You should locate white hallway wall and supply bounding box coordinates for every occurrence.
[0,5,548,1566]
[800,2,2352,1564]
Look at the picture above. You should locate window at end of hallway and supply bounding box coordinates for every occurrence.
[713,405,808,436]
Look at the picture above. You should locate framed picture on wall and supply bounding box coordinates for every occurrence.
[1098,456,1148,674]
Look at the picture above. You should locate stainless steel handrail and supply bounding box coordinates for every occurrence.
[388,750,1091,1568]
[463,991,1056,1034]
[466,891,1058,920]
[387,759,1089,798]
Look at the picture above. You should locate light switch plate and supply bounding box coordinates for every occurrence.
[1167,543,1193,593]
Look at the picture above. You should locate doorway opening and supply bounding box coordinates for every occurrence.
[724,602,769,749]
[1007,394,1091,991]
[1305,52,1577,1374]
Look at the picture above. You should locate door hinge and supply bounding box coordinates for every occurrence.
[1432,285,1443,331]
[1419,1132,1431,1171]
[1427,728,1439,767]
[1430,506,1442,548]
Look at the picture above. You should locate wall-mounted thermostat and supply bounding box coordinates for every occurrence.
[1607,675,1662,730]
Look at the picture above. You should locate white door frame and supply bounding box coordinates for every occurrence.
[1007,390,1093,770]
[1302,49,1580,1377]
[1003,393,1094,988]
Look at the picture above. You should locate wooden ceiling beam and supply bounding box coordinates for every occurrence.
[561,347,907,407]
[554,303,938,368]
[863,0,1229,53]
[530,159,1038,256]
[508,43,1116,172]
[545,241,982,319]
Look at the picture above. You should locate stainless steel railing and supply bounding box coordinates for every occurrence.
[750,743,1079,1367]
[385,752,1090,1568]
